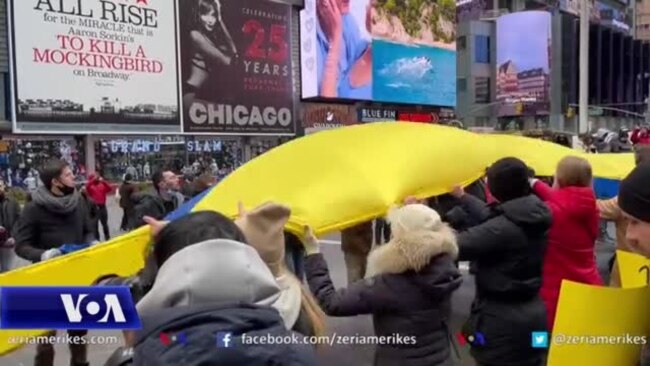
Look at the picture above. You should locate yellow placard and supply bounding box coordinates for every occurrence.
[549,281,650,366]
[618,250,650,289]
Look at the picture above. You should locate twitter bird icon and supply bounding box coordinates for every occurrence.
[531,331,549,348]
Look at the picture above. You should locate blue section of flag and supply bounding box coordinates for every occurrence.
[593,178,620,199]
[0,286,141,330]
[58,243,91,255]
[164,185,216,221]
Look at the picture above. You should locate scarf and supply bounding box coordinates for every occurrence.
[31,186,80,214]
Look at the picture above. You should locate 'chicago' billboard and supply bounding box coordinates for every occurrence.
[496,11,551,117]
[9,0,181,134]
[180,0,295,135]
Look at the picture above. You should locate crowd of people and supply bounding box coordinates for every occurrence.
[0,143,649,365]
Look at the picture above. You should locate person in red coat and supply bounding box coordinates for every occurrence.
[531,156,603,332]
[86,172,113,241]
[631,127,650,146]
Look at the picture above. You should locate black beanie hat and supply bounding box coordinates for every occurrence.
[619,162,650,223]
[487,157,531,203]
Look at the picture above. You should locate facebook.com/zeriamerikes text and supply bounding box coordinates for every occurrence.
[239,333,417,347]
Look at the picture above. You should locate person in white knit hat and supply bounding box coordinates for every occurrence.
[304,203,462,366]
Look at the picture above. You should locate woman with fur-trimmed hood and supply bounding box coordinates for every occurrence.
[304,203,463,366]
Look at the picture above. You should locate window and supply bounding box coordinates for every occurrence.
[458,36,467,50]
[475,77,490,103]
[475,35,490,64]
[2,73,9,121]
[458,78,467,92]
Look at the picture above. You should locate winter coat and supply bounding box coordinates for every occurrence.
[306,224,462,366]
[340,221,373,256]
[597,197,628,286]
[14,189,95,262]
[0,196,20,247]
[456,194,551,366]
[533,181,602,331]
[131,190,184,228]
[86,174,113,206]
[631,128,650,146]
[104,304,317,366]
[118,182,138,210]
[428,179,490,232]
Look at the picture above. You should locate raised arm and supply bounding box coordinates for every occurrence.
[305,253,387,316]
[531,179,555,202]
[457,218,510,262]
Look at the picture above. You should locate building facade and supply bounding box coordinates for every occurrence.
[0,0,303,185]
[457,0,640,132]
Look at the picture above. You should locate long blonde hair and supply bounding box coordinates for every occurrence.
[285,273,327,339]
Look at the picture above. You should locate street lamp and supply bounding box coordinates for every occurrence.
[579,0,590,134]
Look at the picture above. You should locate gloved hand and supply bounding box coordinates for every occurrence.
[529,178,540,188]
[41,248,62,261]
[302,225,320,256]
[59,243,91,254]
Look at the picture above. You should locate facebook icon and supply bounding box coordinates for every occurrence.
[216,332,233,348]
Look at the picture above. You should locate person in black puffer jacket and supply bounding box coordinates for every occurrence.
[305,203,463,366]
[452,157,552,366]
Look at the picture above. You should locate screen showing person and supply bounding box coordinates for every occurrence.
[316,0,372,100]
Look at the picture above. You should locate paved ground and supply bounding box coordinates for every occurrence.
[1,198,618,366]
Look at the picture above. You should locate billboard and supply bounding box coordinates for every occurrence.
[357,106,442,123]
[8,0,181,134]
[301,103,357,134]
[180,0,295,135]
[301,0,456,107]
[496,11,551,117]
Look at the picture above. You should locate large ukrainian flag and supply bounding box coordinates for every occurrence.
[0,123,642,364]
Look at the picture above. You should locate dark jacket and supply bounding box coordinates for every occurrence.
[119,182,138,210]
[429,179,489,231]
[131,190,183,228]
[306,224,462,366]
[14,190,94,262]
[105,304,318,366]
[0,195,20,241]
[457,194,552,366]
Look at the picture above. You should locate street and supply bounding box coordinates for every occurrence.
[1,198,617,366]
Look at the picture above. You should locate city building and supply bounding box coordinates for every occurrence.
[0,0,302,185]
[456,0,640,131]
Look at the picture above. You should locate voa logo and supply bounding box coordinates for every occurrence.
[0,287,141,330]
[60,293,126,323]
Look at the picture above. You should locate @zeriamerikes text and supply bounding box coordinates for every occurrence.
[240,333,416,346]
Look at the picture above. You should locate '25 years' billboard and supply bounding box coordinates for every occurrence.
[180,0,295,135]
